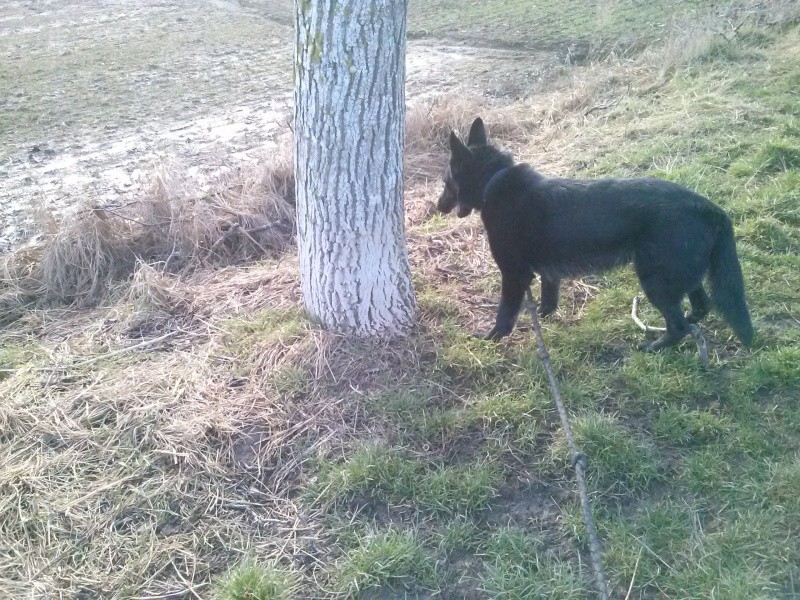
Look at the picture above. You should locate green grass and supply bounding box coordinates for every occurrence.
[480,527,587,598]
[653,405,736,446]
[620,351,719,405]
[437,518,483,554]
[0,344,30,381]
[602,502,798,598]
[435,329,508,381]
[309,444,501,515]
[551,413,660,493]
[416,284,463,321]
[214,560,300,600]
[409,0,731,54]
[765,458,800,515]
[223,306,309,356]
[331,529,437,597]
[736,347,800,393]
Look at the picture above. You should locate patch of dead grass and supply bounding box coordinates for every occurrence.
[404,94,540,201]
[0,266,456,596]
[127,259,301,323]
[0,347,324,596]
[2,145,296,307]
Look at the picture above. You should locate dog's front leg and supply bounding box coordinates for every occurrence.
[539,276,560,317]
[485,271,531,340]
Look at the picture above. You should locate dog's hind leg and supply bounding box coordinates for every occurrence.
[636,275,693,352]
[686,286,711,323]
[635,231,707,351]
[539,276,561,317]
[486,270,534,340]
[638,304,692,351]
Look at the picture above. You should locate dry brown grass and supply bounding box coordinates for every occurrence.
[0,339,328,596]
[403,95,543,229]
[127,260,301,322]
[405,95,544,171]
[0,250,446,597]
[650,0,800,75]
[1,144,296,307]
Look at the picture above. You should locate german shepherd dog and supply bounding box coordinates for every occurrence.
[438,118,753,351]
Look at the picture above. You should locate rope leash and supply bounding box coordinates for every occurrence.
[524,288,610,600]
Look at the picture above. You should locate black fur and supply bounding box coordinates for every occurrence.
[438,117,754,351]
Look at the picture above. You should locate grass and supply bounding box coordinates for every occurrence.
[409,0,733,55]
[653,405,736,446]
[2,150,295,306]
[0,5,292,158]
[215,560,300,600]
[435,330,508,381]
[660,510,793,597]
[601,501,798,598]
[0,343,30,381]
[437,517,483,554]
[2,1,800,598]
[224,306,309,354]
[551,413,660,493]
[331,529,437,597]
[480,527,587,598]
[310,444,501,515]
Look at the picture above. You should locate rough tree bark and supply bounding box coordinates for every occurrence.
[294,0,416,337]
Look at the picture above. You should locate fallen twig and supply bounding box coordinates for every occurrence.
[584,85,629,117]
[70,331,179,369]
[210,223,242,252]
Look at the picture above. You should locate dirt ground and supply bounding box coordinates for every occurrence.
[0,0,554,252]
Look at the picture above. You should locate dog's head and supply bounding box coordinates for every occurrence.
[438,117,489,218]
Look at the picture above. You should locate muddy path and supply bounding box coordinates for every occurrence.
[0,0,555,251]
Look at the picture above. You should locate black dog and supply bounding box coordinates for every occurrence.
[438,118,753,351]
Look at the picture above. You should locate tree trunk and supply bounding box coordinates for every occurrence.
[294,0,416,337]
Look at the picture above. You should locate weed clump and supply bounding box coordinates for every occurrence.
[215,560,300,600]
[332,530,436,597]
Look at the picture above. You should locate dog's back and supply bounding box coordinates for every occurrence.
[483,164,725,280]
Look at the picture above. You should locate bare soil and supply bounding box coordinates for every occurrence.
[0,0,555,251]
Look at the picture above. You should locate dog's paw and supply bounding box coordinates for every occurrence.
[538,305,557,318]
[483,326,511,341]
[638,333,683,352]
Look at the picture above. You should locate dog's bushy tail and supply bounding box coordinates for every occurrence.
[708,218,754,346]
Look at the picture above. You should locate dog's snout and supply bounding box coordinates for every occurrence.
[437,187,457,214]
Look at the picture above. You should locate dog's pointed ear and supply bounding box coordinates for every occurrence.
[449,130,472,162]
[466,117,488,146]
